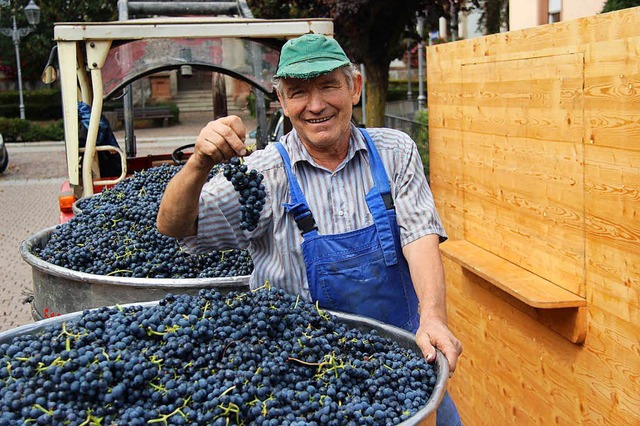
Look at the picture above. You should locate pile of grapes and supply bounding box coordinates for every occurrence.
[0,288,438,425]
[34,164,253,279]
[222,157,266,232]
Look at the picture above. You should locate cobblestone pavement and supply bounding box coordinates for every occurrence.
[0,111,255,333]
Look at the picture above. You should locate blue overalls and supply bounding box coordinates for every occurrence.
[275,129,462,426]
[274,129,419,332]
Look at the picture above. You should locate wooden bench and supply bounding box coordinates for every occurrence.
[115,106,173,127]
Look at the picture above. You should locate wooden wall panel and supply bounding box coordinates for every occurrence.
[462,132,585,295]
[460,54,585,295]
[429,7,640,425]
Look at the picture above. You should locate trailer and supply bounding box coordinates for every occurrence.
[44,11,332,220]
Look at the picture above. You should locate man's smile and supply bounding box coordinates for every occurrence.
[306,116,333,124]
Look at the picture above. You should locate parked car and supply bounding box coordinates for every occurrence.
[0,134,8,173]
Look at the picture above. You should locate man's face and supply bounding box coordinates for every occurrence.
[277,69,362,151]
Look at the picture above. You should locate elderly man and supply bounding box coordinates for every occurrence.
[158,33,462,424]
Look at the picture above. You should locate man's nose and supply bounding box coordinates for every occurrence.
[307,90,326,112]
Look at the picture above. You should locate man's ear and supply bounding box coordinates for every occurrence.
[352,73,363,105]
[276,92,290,117]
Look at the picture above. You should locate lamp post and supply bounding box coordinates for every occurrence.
[416,13,426,110]
[0,0,41,120]
[406,36,413,101]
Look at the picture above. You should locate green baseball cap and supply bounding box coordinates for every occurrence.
[274,33,351,79]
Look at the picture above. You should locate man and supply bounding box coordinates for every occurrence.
[158,33,462,424]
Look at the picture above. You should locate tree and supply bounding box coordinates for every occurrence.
[248,0,446,127]
[0,0,117,85]
[468,0,509,35]
[324,1,447,126]
[601,0,640,12]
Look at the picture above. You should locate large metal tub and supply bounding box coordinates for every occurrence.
[0,303,447,425]
[20,226,250,321]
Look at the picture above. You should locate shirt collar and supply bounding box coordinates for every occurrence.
[283,123,367,171]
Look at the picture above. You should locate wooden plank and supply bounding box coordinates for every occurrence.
[440,240,586,308]
[458,78,584,109]
[426,7,640,66]
[460,54,585,143]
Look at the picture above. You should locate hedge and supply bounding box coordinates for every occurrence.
[0,118,64,142]
[0,89,63,121]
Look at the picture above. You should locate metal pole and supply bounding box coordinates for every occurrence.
[360,64,366,126]
[417,15,426,110]
[450,0,459,42]
[11,15,26,120]
[407,39,412,100]
[118,0,136,157]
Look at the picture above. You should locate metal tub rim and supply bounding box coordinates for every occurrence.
[0,302,447,425]
[72,193,99,216]
[20,225,251,289]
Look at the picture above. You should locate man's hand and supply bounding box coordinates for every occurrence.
[191,115,249,170]
[415,317,463,377]
[157,115,250,239]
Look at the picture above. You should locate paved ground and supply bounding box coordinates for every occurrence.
[0,111,255,333]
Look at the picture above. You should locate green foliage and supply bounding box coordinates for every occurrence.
[601,0,640,12]
[246,0,328,19]
[412,109,429,176]
[387,81,418,102]
[147,101,181,124]
[0,117,64,142]
[0,88,63,120]
[0,0,118,92]
[468,0,509,34]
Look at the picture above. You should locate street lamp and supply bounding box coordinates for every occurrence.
[0,0,41,120]
[416,13,426,110]
[406,33,413,101]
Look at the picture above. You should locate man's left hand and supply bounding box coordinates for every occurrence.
[415,318,463,377]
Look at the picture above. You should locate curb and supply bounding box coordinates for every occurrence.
[7,136,198,153]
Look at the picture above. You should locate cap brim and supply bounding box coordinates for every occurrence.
[274,58,350,79]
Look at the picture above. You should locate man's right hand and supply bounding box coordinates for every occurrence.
[157,115,249,238]
[190,115,250,170]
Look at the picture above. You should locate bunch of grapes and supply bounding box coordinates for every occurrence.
[222,157,266,232]
[34,164,253,279]
[0,287,439,425]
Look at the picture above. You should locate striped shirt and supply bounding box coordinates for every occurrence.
[180,124,447,300]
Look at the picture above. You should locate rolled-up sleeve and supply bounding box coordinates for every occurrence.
[179,173,249,253]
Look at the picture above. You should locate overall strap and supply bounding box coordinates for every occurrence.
[274,142,318,236]
[359,128,398,266]
[359,129,394,211]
